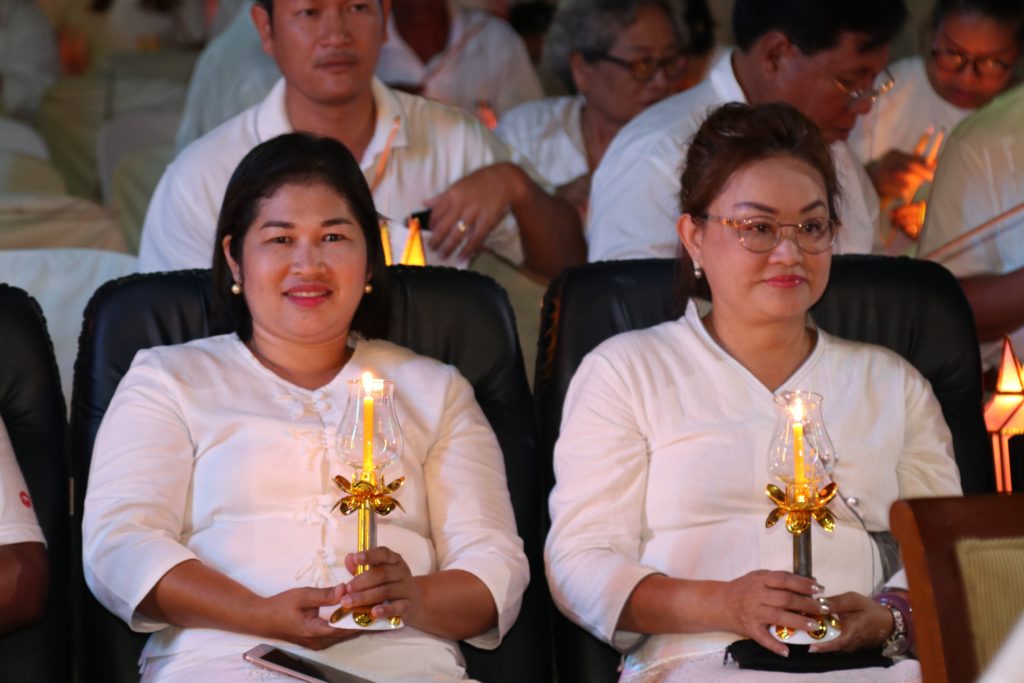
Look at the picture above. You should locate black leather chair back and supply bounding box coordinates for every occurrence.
[70,267,551,683]
[534,255,993,683]
[0,284,69,683]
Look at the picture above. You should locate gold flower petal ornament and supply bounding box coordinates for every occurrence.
[332,474,405,516]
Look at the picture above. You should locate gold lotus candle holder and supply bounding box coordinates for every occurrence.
[330,372,405,630]
[765,391,841,644]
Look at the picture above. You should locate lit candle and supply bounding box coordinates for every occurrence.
[362,372,374,475]
[792,399,807,487]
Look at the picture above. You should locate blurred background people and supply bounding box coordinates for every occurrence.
[56,0,206,75]
[174,1,280,149]
[850,0,1023,217]
[496,0,689,219]
[140,0,583,279]
[376,0,543,125]
[586,0,905,262]
[674,0,717,89]
[919,84,1024,375]
[0,0,59,121]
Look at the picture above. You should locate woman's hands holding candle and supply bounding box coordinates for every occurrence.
[807,592,893,653]
[259,584,362,650]
[339,547,422,624]
[719,570,825,656]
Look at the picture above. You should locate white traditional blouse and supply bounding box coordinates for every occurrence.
[83,335,528,680]
[546,300,962,671]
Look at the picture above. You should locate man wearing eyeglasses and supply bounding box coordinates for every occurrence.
[850,0,1022,216]
[587,0,905,262]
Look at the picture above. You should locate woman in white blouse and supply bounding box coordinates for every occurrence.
[545,102,962,681]
[83,132,528,681]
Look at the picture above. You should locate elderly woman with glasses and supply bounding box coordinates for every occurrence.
[850,0,1023,213]
[546,102,962,681]
[496,0,689,219]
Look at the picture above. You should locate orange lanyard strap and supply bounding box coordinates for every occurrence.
[370,116,402,192]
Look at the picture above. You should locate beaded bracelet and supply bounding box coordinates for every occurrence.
[873,591,914,656]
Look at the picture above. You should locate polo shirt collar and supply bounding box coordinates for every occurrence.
[253,76,410,171]
[708,48,747,104]
[255,77,292,142]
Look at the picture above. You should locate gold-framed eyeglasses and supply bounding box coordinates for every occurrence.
[699,214,838,254]
[931,47,1014,78]
[584,51,689,83]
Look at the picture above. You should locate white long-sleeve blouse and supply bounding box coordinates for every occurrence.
[83,335,528,679]
[545,300,962,668]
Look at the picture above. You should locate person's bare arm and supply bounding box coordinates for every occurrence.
[958,267,1024,342]
[619,570,824,657]
[427,162,586,279]
[138,559,357,651]
[0,542,47,636]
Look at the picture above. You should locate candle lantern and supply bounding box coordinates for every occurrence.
[330,372,405,630]
[765,391,842,643]
[984,337,1024,493]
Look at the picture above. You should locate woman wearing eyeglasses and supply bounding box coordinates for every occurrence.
[495,0,690,220]
[850,0,1022,208]
[546,102,962,681]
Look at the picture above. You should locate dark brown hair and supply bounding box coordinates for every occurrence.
[211,133,388,341]
[676,102,842,299]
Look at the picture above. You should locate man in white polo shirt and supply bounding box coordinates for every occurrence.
[587,0,904,261]
[140,0,583,278]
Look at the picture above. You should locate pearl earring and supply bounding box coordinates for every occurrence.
[231,282,242,295]
[364,282,373,294]
[693,262,703,279]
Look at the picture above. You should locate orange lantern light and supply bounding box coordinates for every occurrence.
[984,337,1024,492]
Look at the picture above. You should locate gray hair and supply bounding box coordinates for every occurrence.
[543,0,690,92]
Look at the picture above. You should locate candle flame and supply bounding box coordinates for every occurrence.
[362,371,374,393]
[791,398,806,423]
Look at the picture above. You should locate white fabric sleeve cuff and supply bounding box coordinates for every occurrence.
[0,523,46,546]
[84,539,198,632]
[445,556,524,650]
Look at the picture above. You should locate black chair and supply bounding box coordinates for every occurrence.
[534,255,993,683]
[0,284,70,683]
[69,266,552,683]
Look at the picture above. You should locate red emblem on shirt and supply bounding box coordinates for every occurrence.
[19,491,31,508]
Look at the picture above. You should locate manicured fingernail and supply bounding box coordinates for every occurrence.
[340,596,352,608]
[819,603,831,615]
[778,648,789,658]
[806,620,819,631]
[811,582,825,594]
